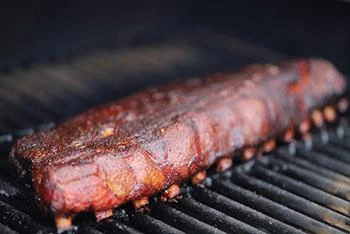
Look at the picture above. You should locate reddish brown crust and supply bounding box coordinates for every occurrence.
[192,170,207,184]
[324,106,337,122]
[215,156,233,172]
[263,139,276,153]
[160,184,181,201]
[242,147,257,161]
[312,110,324,128]
[283,127,295,142]
[299,119,311,133]
[133,197,149,209]
[10,58,346,220]
[95,209,113,221]
[55,216,73,232]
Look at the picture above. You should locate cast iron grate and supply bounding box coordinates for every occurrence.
[0,30,284,134]
[0,30,349,233]
[1,120,350,234]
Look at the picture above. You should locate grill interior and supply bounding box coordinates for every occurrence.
[0,30,350,234]
[0,30,283,134]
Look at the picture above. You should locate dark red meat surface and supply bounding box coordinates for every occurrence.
[10,58,346,222]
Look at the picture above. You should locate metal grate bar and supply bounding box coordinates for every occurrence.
[77,226,105,234]
[0,178,22,198]
[169,196,265,234]
[0,178,53,224]
[191,187,303,234]
[150,203,226,234]
[267,156,350,201]
[330,139,350,151]
[38,66,98,103]
[0,223,18,234]
[314,143,350,164]
[128,212,184,234]
[250,164,350,216]
[295,147,350,177]
[0,76,60,121]
[0,200,54,234]
[28,69,94,116]
[230,172,350,232]
[276,149,350,185]
[26,69,91,114]
[98,218,144,234]
[211,177,344,233]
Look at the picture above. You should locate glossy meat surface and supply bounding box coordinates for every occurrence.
[10,58,346,218]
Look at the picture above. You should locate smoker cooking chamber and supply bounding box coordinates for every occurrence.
[0,1,350,233]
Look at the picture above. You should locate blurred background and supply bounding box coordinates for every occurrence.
[1,1,349,71]
[0,0,349,133]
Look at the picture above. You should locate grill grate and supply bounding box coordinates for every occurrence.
[1,123,350,233]
[0,31,349,233]
[0,30,283,134]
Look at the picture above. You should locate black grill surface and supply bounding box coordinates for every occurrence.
[0,30,349,234]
